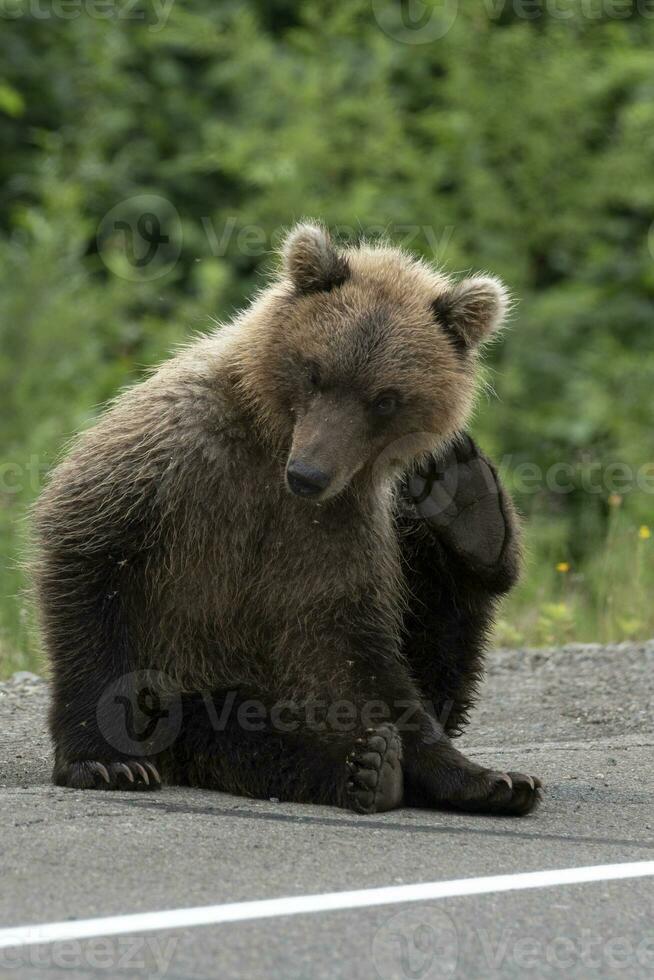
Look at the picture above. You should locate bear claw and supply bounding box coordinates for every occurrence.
[54,759,162,791]
[455,768,543,816]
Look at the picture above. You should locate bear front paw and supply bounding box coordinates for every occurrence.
[344,725,404,815]
[54,758,162,791]
[404,434,511,568]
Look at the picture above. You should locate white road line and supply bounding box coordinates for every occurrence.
[1,862,652,949]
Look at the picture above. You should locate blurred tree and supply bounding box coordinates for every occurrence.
[1,1,653,666]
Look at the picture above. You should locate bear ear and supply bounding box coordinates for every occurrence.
[432,275,510,353]
[281,221,350,294]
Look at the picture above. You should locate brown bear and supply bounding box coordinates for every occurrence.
[33,221,542,816]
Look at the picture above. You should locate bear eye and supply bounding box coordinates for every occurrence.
[372,392,400,417]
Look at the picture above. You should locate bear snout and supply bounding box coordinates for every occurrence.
[286,459,331,497]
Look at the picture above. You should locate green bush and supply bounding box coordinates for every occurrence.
[1,1,653,672]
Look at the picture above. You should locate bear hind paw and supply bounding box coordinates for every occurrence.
[53,758,162,791]
[344,725,404,815]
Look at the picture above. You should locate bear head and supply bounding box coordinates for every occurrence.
[233,221,510,503]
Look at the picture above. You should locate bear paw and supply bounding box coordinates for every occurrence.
[404,434,510,568]
[439,766,542,817]
[452,768,543,816]
[54,758,162,791]
[344,725,404,815]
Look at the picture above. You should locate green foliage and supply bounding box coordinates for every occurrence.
[1,1,654,672]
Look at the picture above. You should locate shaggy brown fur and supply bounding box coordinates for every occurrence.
[33,222,541,815]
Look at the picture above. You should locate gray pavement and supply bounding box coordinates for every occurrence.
[1,642,653,979]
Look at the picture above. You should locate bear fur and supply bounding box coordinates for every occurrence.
[33,222,541,815]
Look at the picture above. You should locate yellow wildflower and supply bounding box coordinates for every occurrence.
[556,562,570,573]
[638,525,651,540]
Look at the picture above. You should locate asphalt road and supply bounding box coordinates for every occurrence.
[1,642,653,980]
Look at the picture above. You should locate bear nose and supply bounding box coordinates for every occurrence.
[286,460,331,497]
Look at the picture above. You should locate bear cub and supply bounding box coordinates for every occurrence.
[34,222,542,816]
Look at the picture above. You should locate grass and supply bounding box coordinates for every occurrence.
[496,507,654,648]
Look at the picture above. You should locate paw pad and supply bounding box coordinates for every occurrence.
[345,725,403,815]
